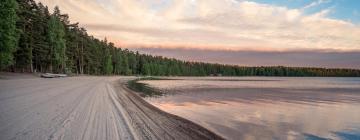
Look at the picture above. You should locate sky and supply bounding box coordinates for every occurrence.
[36,0,360,68]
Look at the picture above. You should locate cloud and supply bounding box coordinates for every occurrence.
[36,0,360,51]
[303,0,330,9]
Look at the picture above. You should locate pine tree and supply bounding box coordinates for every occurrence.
[0,0,19,70]
[32,2,50,73]
[103,49,113,75]
[15,0,38,72]
[120,52,130,75]
[47,7,66,73]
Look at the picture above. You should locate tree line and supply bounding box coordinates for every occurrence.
[1,0,360,77]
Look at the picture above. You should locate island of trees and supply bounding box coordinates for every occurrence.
[1,0,360,77]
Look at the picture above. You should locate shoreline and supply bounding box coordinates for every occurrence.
[112,79,224,140]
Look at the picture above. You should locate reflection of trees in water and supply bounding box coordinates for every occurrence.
[160,87,360,105]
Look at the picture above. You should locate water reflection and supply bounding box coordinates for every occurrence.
[141,77,360,140]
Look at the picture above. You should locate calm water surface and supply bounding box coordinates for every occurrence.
[139,77,360,140]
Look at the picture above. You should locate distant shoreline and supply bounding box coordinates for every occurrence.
[1,72,360,80]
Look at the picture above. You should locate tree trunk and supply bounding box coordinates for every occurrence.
[30,47,33,73]
[80,38,84,74]
[63,44,66,73]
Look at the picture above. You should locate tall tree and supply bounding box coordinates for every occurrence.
[47,6,66,73]
[15,0,38,72]
[32,2,50,73]
[103,48,113,75]
[0,0,19,70]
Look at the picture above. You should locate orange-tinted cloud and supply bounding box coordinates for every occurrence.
[36,0,360,51]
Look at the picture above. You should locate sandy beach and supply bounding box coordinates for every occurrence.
[0,74,222,140]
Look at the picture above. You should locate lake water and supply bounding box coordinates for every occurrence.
[139,77,360,140]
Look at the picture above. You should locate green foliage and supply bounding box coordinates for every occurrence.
[15,0,37,72]
[1,1,360,77]
[0,0,19,70]
[103,49,113,75]
[47,12,66,73]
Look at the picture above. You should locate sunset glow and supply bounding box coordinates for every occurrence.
[35,0,360,68]
[36,0,360,51]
